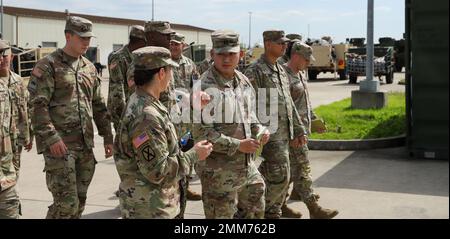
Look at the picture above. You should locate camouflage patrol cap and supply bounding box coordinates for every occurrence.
[211,30,240,53]
[144,21,175,34]
[129,25,146,40]
[65,16,95,37]
[263,30,289,43]
[170,33,185,44]
[286,33,302,41]
[291,41,315,62]
[0,40,11,55]
[132,46,179,71]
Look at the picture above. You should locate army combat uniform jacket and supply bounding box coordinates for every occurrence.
[28,49,113,154]
[114,88,199,219]
[107,45,134,131]
[283,65,317,135]
[244,54,306,141]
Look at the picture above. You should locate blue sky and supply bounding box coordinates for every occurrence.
[4,0,405,46]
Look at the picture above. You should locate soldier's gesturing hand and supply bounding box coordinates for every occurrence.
[192,91,211,110]
[49,140,68,157]
[194,140,213,161]
[238,139,261,154]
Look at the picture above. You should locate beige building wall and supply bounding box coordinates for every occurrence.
[3,13,212,65]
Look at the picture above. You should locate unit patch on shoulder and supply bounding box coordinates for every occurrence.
[140,144,155,162]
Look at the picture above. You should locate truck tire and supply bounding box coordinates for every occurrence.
[349,75,358,84]
[338,70,347,80]
[395,62,403,72]
[385,70,394,84]
[308,70,318,80]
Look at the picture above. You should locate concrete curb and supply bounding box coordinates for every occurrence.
[309,135,406,151]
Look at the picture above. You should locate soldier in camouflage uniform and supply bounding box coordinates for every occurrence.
[169,32,202,202]
[244,30,308,219]
[277,33,302,65]
[193,30,270,219]
[144,21,176,111]
[113,46,212,219]
[107,25,146,132]
[281,41,338,219]
[28,16,114,219]
[0,40,27,219]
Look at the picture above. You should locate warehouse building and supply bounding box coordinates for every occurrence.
[2,6,214,65]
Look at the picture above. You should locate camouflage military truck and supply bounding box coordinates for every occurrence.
[305,37,349,81]
[378,37,405,72]
[183,43,207,64]
[345,37,395,84]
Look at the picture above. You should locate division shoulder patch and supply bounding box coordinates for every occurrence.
[139,144,155,162]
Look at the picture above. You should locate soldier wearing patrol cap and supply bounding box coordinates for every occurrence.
[193,30,270,219]
[244,30,308,219]
[169,32,203,203]
[281,41,338,219]
[108,25,146,200]
[28,16,113,219]
[113,46,212,219]
[278,33,303,65]
[0,40,31,219]
[0,40,33,218]
[143,21,178,115]
[108,25,146,133]
[145,21,175,50]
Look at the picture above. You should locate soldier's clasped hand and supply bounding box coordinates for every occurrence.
[194,140,213,161]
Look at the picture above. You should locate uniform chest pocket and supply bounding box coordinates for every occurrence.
[54,69,75,89]
[79,72,96,88]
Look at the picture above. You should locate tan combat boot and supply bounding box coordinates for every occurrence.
[281,204,302,218]
[186,188,202,201]
[306,201,339,219]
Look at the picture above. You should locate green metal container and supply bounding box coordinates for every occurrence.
[406,0,449,159]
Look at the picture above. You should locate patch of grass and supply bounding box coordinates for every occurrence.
[310,92,406,140]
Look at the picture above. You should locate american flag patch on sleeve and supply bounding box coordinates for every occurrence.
[132,132,150,149]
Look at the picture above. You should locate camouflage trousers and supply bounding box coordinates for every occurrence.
[43,147,96,219]
[197,161,265,219]
[284,145,318,206]
[13,146,22,179]
[0,186,20,219]
[176,177,188,219]
[259,140,291,219]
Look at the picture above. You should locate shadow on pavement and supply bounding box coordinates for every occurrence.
[314,147,449,197]
[82,207,121,219]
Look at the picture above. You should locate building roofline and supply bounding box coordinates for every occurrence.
[4,5,214,32]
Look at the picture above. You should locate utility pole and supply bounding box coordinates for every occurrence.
[360,0,378,92]
[248,11,252,49]
[307,24,310,39]
[1,0,4,37]
[351,0,386,109]
[152,0,155,21]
